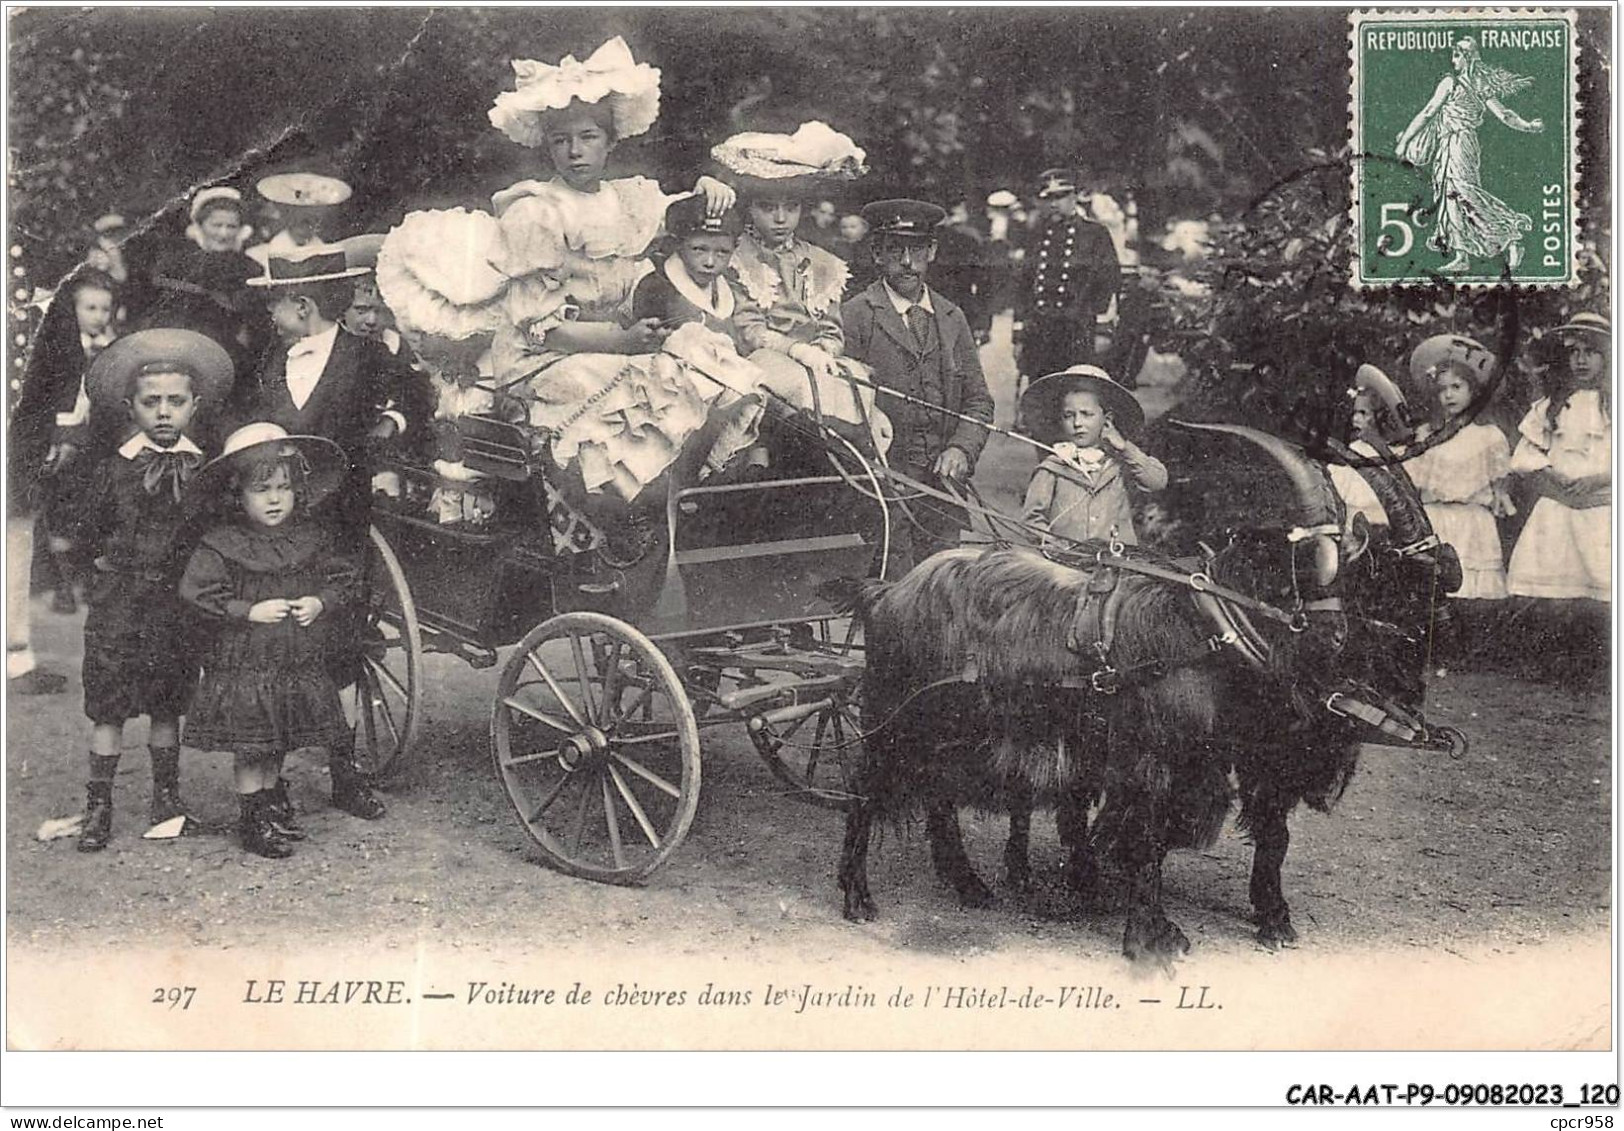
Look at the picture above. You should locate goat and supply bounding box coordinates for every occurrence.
[832,423,1454,961]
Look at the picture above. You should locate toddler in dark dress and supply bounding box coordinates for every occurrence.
[72,329,234,852]
[180,424,359,859]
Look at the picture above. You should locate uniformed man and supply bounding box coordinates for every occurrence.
[1013,168,1121,385]
[843,199,993,575]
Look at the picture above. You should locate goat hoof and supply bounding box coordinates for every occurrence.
[1124,916,1191,963]
[1256,915,1298,949]
[843,894,878,922]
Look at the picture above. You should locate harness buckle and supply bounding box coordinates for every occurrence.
[1090,667,1120,695]
[1188,571,1212,592]
[1324,691,1349,718]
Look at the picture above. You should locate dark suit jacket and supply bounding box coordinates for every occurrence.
[238,327,432,537]
[841,282,993,471]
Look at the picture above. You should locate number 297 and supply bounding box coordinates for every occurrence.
[153,986,196,1010]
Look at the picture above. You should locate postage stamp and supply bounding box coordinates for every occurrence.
[1350,8,1579,288]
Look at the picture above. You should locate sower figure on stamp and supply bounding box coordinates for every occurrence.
[238,245,433,822]
[1012,169,1121,389]
[842,199,993,576]
[1396,38,1544,273]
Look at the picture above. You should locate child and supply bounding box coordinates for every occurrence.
[1407,334,1513,601]
[71,329,234,851]
[484,35,737,506]
[148,186,267,377]
[712,122,883,443]
[1019,365,1165,548]
[1326,365,1411,532]
[25,270,121,615]
[180,424,357,858]
[241,245,433,820]
[631,195,745,345]
[1507,313,1611,604]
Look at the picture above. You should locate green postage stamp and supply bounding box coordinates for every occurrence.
[1350,8,1579,287]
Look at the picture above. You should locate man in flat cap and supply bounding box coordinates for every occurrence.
[843,199,993,575]
[1014,168,1121,386]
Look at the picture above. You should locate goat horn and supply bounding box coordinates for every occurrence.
[1322,436,1435,549]
[1172,420,1338,527]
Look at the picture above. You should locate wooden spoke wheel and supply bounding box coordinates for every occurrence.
[356,525,424,779]
[749,685,864,811]
[493,612,701,883]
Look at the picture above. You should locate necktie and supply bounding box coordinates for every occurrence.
[905,304,931,354]
[134,447,203,503]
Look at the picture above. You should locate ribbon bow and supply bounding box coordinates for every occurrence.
[492,37,661,144]
[514,36,635,91]
[134,447,204,502]
[1053,442,1107,473]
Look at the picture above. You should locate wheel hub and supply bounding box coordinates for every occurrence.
[557,725,610,772]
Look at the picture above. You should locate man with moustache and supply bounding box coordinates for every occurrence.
[842,199,993,574]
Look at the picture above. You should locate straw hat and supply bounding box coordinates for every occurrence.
[1019,365,1145,441]
[1407,333,1496,389]
[245,243,372,288]
[84,328,234,412]
[1549,312,1610,343]
[489,36,662,146]
[713,121,867,201]
[255,173,353,209]
[192,422,348,510]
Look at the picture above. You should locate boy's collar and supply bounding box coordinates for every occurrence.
[287,321,341,357]
[119,433,203,460]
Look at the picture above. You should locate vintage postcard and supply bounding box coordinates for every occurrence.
[1351,8,1581,287]
[3,4,1614,1109]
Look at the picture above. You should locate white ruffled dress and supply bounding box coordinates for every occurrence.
[489,177,759,499]
[1506,391,1611,602]
[1407,422,1511,600]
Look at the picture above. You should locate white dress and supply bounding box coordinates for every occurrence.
[1408,422,1511,600]
[1506,391,1611,602]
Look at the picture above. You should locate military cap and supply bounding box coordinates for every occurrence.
[665,194,744,239]
[861,199,946,241]
[1035,168,1080,199]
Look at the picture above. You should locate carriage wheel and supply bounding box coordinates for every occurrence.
[749,686,864,811]
[493,612,701,883]
[356,525,423,779]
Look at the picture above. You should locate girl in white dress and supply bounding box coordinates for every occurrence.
[1506,314,1611,604]
[1408,338,1514,602]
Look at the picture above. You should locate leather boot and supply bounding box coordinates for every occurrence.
[148,746,185,826]
[77,781,114,852]
[264,777,307,841]
[239,792,293,859]
[330,734,386,820]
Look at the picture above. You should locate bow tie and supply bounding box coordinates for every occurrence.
[133,446,203,502]
[1054,443,1106,471]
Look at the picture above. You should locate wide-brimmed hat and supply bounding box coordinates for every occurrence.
[84,328,234,411]
[192,422,348,510]
[862,199,946,243]
[245,243,372,288]
[1550,312,1610,343]
[489,36,662,147]
[714,121,867,202]
[256,172,352,209]
[1019,364,1145,441]
[985,190,1019,210]
[1408,333,1496,389]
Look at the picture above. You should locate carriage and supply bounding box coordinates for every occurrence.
[354,411,888,884]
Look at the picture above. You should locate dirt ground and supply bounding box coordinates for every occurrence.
[7,317,1611,973]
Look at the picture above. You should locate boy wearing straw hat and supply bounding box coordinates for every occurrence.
[71,328,233,851]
